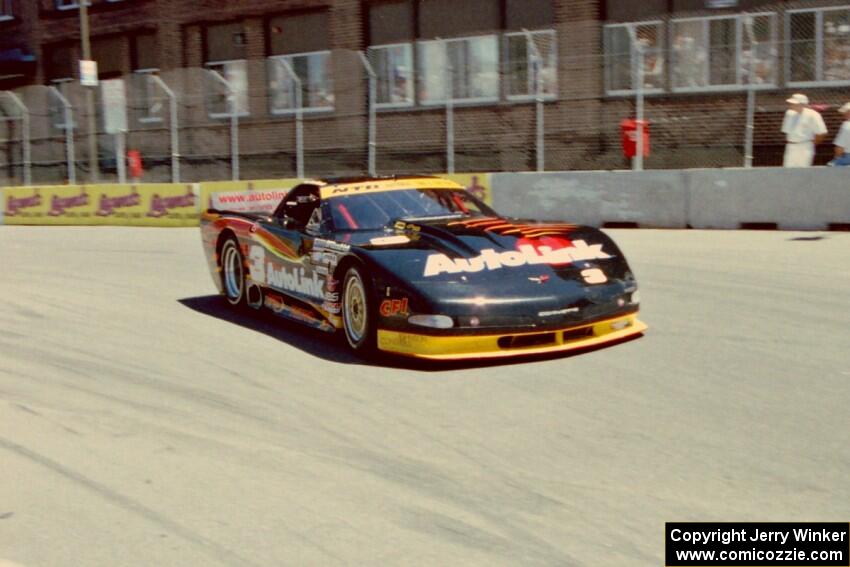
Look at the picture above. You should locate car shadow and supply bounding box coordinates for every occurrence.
[788,235,827,241]
[178,295,644,373]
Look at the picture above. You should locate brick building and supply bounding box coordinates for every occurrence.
[0,0,848,183]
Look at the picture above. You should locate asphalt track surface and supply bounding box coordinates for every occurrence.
[1,227,848,567]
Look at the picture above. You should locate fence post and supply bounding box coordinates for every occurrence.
[741,15,761,169]
[745,87,755,168]
[358,51,377,176]
[3,92,31,185]
[628,27,645,171]
[116,131,127,183]
[273,59,304,179]
[48,86,76,184]
[523,30,545,172]
[445,55,455,174]
[205,69,239,181]
[148,74,180,182]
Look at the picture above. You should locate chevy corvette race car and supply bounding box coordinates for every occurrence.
[200,176,646,360]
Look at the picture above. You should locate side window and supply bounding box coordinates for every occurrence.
[274,185,321,227]
[305,204,329,236]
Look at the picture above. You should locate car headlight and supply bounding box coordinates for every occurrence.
[408,314,454,329]
[630,290,641,304]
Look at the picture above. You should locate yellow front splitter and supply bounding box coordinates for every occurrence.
[377,313,647,360]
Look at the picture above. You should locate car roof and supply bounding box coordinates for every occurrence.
[319,174,445,185]
[316,175,465,199]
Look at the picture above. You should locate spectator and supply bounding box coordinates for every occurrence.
[828,102,850,167]
[672,31,707,88]
[781,93,828,167]
[642,51,664,89]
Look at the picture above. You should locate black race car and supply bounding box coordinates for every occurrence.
[200,176,645,360]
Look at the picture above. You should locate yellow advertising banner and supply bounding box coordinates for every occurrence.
[441,173,493,205]
[200,175,491,210]
[2,183,199,226]
[0,174,494,227]
[198,178,302,212]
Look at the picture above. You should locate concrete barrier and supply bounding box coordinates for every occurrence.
[686,168,850,230]
[490,168,850,230]
[491,171,689,228]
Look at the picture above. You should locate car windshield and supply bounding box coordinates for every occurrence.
[328,188,495,231]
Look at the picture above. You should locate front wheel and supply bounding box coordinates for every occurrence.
[220,237,246,306]
[342,265,375,353]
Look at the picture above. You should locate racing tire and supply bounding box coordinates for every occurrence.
[220,237,247,307]
[342,265,376,353]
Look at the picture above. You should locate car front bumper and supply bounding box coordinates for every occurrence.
[376,313,647,360]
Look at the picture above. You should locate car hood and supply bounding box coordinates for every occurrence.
[339,217,637,316]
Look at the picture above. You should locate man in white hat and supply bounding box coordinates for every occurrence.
[781,93,828,167]
[828,102,850,166]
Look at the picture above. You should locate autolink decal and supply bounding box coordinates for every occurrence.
[423,240,612,277]
[265,264,324,300]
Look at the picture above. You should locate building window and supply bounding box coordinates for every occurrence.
[504,30,557,100]
[418,35,499,104]
[132,70,161,123]
[44,42,78,131]
[206,60,249,118]
[417,0,500,104]
[369,1,413,46]
[419,0,500,40]
[504,0,556,101]
[367,2,415,107]
[56,0,90,9]
[0,0,13,20]
[204,22,248,118]
[367,0,552,107]
[267,11,333,114]
[787,6,850,86]
[603,21,664,95]
[505,0,554,31]
[90,35,125,79]
[268,52,334,114]
[605,0,667,23]
[670,13,776,92]
[367,43,414,107]
[44,42,74,82]
[55,0,125,9]
[130,33,160,123]
[49,79,75,131]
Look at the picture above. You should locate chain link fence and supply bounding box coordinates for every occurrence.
[1,6,849,186]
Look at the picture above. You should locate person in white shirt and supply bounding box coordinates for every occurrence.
[828,102,850,167]
[781,93,828,167]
